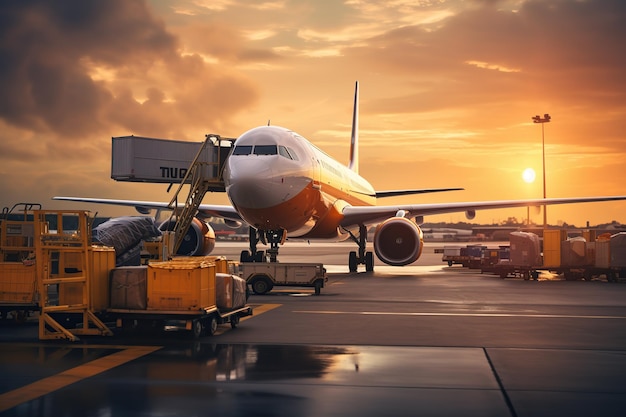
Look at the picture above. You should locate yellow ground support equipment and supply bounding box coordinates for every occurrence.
[166,134,230,256]
[34,210,113,341]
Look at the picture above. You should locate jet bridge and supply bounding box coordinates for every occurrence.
[111,133,236,256]
[111,134,235,190]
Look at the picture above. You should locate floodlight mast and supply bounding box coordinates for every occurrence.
[532,113,551,230]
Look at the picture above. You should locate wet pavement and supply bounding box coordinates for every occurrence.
[1,343,509,417]
[2,340,625,417]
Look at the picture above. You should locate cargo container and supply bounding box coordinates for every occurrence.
[216,273,247,310]
[241,262,327,295]
[58,246,116,312]
[489,232,541,280]
[441,245,487,268]
[441,246,464,267]
[0,262,38,320]
[543,229,568,268]
[108,259,252,337]
[109,266,148,310]
[590,233,626,282]
[509,232,541,266]
[609,232,626,268]
[479,246,510,273]
[169,255,239,274]
[147,261,217,310]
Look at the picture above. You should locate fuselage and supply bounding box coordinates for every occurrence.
[223,126,376,239]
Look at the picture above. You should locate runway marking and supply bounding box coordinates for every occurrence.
[0,345,161,413]
[213,303,281,336]
[293,310,626,320]
[242,303,282,321]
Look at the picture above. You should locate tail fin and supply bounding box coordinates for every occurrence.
[348,81,359,173]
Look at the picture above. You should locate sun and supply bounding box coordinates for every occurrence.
[522,168,536,183]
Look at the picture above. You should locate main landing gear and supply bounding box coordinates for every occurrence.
[240,227,286,263]
[348,224,374,272]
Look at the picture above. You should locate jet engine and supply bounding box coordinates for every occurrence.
[158,217,216,256]
[373,217,424,266]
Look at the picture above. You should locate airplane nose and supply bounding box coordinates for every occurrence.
[229,156,274,181]
[225,157,278,209]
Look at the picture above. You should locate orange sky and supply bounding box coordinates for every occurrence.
[1,0,625,226]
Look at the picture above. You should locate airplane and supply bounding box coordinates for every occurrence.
[55,82,626,272]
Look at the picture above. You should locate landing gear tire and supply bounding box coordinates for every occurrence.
[365,251,374,272]
[349,251,358,272]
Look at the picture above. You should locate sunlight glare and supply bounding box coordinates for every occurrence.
[522,168,536,183]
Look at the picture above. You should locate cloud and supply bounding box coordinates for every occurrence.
[0,0,258,142]
[339,1,626,144]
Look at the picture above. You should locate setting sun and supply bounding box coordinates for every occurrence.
[522,168,536,184]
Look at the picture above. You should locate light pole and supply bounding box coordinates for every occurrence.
[532,113,551,230]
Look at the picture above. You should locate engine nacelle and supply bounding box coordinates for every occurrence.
[224,219,243,228]
[373,217,424,266]
[158,217,216,256]
[465,210,476,220]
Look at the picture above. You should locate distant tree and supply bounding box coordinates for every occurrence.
[501,217,521,226]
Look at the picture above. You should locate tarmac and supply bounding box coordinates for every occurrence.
[1,241,625,417]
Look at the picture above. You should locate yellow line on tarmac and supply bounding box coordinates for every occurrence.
[0,345,161,413]
[212,304,281,336]
[242,303,282,321]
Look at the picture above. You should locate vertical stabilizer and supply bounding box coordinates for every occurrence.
[348,81,359,173]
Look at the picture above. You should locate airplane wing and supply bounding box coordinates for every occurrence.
[375,188,464,198]
[340,196,626,227]
[53,196,243,222]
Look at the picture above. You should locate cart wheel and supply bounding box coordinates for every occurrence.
[608,271,617,283]
[252,277,272,295]
[192,320,204,338]
[314,280,322,295]
[230,315,240,329]
[206,316,218,336]
[15,310,28,323]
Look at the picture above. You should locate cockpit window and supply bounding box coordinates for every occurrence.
[287,147,299,160]
[279,146,293,160]
[232,145,252,155]
[253,145,277,155]
[232,144,298,159]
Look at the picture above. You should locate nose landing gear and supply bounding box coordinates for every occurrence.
[239,227,286,263]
